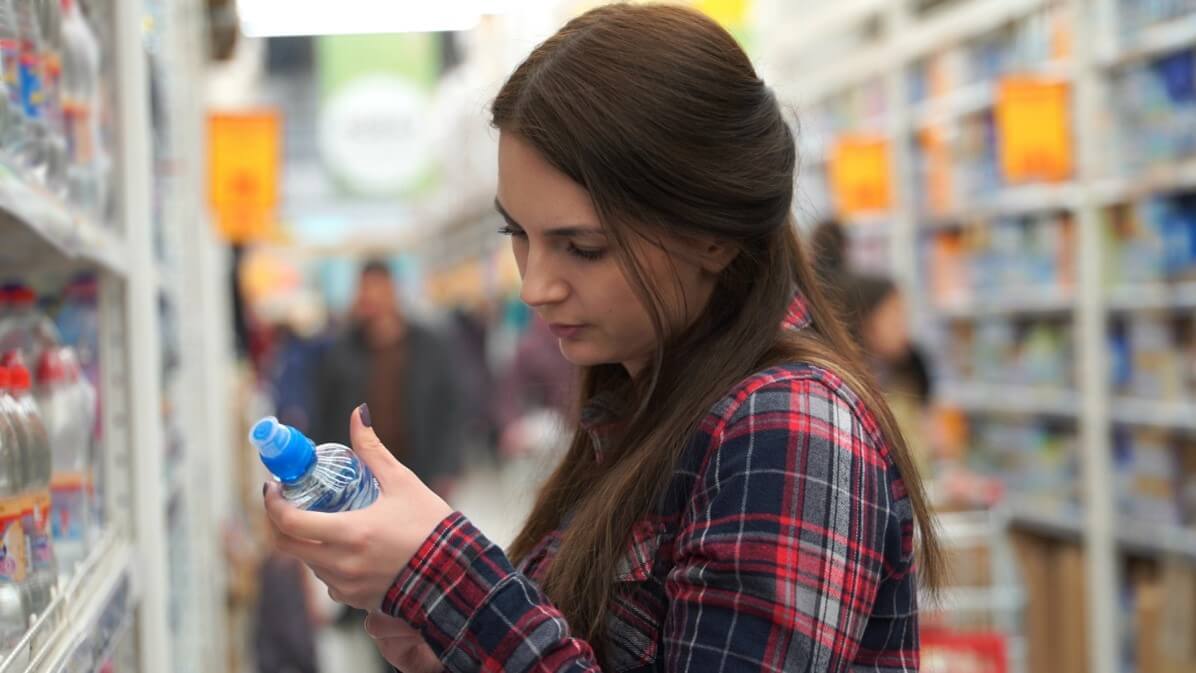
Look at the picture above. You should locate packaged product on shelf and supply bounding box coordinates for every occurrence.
[37,0,63,194]
[1,356,53,618]
[0,284,57,369]
[1114,47,1195,170]
[0,366,26,652]
[36,347,89,574]
[1127,313,1185,399]
[0,494,26,651]
[59,0,101,215]
[0,0,22,151]
[1113,428,1182,526]
[15,0,48,178]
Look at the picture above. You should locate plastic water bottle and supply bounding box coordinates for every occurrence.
[0,0,25,159]
[36,0,64,195]
[36,348,85,574]
[2,356,55,617]
[249,417,379,512]
[0,284,57,368]
[0,366,29,647]
[14,0,47,178]
[58,0,98,213]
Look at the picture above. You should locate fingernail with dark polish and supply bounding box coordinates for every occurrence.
[359,403,372,428]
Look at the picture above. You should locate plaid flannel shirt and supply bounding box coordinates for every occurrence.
[384,293,920,673]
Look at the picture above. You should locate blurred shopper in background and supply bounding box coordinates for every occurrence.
[267,6,942,673]
[812,219,934,470]
[308,260,465,497]
[495,314,574,459]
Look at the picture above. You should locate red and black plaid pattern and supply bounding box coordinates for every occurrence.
[384,294,920,673]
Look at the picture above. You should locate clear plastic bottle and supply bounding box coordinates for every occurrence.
[0,0,25,159]
[36,0,63,194]
[0,284,57,368]
[0,365,29,647]
[57,0,96,212]
[36,348,83,575]
[249,416,379,512]
[14,0,47,178]
[3,358,54,617]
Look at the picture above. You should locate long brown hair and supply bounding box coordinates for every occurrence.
[493,3,941,662]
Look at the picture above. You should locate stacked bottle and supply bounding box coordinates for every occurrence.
[0,353,55,627]
[0,0,104,213]
[0,365,25,654]
[35,347,90,573]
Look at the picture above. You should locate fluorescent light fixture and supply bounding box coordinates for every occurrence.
[239,0,486,38]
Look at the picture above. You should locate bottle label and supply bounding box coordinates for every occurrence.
[51,472,88,542]
[23,492,53,571]
[19,49,42,119]
[0,39,20,106]
[0,497,27,583]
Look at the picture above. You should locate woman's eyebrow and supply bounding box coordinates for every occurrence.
[494,197,605,238]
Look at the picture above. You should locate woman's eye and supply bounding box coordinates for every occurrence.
[568,245,606,261]
[497,225,527,239]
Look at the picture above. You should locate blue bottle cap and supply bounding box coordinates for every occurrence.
[249,416,317,483]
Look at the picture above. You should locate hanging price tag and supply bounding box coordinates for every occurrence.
[209,111,282,243]
[995,77,1073,183]
[829,136,893,215]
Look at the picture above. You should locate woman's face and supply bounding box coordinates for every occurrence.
[496,132,719,376]
[864,290,910,362]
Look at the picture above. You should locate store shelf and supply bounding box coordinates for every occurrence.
[0,164,124,275]
[1110,396,1196,431]
[1006,500,1196,559]
[1095,157,1196,204]
[911,82,995,129]
[936,287,1073,318]
[910,64,1072,130]
[1108,282,1196,311]
[921,183,1080,228]
[1006,500,1085,539]
[0,532,134,673]
[938,382,1081,417]
[1104,14,1196,67]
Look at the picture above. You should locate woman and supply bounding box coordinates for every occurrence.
[811,219,935,475]
[264,5,942,673]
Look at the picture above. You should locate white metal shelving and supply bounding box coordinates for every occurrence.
[773,1,1196,671]
[0,1,219,672]
[938,382,1083,417]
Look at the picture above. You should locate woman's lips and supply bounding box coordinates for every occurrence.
[548,324,586,339]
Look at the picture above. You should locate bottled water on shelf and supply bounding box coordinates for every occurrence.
[0,366,27,654]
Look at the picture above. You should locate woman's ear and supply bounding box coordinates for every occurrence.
[695,237,738,274]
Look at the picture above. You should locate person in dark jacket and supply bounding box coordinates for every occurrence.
[309,260,465,496]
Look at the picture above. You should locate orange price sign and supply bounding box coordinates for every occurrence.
[995,77,1073,183]
[830,136,893,215]
[208,110,282,243]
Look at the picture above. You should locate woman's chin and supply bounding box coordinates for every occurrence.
[556,339,610,368]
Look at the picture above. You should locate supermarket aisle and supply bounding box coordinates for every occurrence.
[450,455,550,550]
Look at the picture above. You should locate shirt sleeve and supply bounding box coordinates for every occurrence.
[662,376,892,673]
[382,375,893,673]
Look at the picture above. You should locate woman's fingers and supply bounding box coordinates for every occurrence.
[349,404,407,492]
[364,610,419,639]
[263,483,353,543]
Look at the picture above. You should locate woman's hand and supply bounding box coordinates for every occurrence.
[264,404,454,611]
[364,610,443,673]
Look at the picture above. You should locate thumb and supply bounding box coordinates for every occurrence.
[349,403,404,491]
